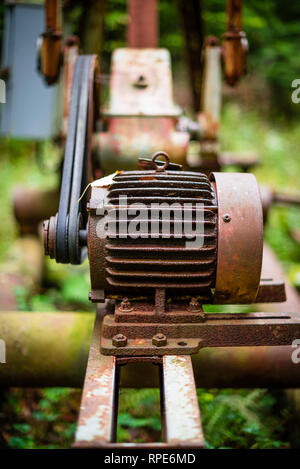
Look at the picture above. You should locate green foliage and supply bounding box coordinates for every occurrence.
[114,388,292,449]
[198,389,290,449]
[60,272,91,305]
[117,389,161,443]
[221,104,300,282]
[0,388,80,449]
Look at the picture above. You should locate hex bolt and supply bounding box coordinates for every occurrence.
[223,213,231,223]
[118,297,133,312]
[112,334,127,347]
[43,220,49,255]
[188,297,202,313]
[152,333,167,347]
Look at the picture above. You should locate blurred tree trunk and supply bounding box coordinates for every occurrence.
[177,0,204,112]
[79,0,106,57]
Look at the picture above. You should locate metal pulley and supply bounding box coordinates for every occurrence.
[43,54,100,264]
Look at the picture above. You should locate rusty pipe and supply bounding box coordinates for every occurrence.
[227,0,243,30]
[39,0,63,85]
[223,0,247,86]
[14,187,59,235]
[0,311,299,388]
[0,312,95,387]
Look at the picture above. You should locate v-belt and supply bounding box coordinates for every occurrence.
[56,55,93,264]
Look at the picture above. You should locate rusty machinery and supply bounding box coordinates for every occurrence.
[37,0,254,174]
[14,0,300,236]
[39,0,300,450]
[43,143,300,447]
[43,59,300,445]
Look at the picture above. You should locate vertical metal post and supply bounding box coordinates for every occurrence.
[127,0,158,48]
[227,0,243,30]
[74,317,119,447]
[160,355,204,447]
[201,40,222,129]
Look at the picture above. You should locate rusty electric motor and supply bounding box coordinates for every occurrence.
[88,155,263,305]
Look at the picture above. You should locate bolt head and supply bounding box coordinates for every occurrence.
[118,297,133,312]
[152,333,167,347]
[223,213,231,223]
[112,334,127,347]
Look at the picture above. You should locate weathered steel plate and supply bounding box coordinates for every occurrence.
[161,355,204,447]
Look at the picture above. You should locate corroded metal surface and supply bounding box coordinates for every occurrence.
[256,278,286,303]
[89,165,269,305]
[96,48,188,172]
[88,165,218,301]
[101,310,300,356]
[74,317,118,447]
[105,49,181,117]
[73,318,206,448]
[14,187,59,235]
[161,355,204,447]
[1,314,300,388]
[39,0,63,85]
[95,117,189,173]
[127,0,158,48]
[211,172,263,304]
[222,0,248,86]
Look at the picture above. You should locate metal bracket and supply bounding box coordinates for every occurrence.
[100,308,300,356]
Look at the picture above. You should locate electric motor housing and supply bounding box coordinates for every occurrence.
[87,165,263,305]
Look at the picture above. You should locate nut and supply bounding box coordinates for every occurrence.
[118,297,133,312]
[112,334,127,347]
[152,333,167,347]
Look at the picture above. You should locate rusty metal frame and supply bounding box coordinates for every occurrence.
[74,314,205,449]
[100,308,300,356]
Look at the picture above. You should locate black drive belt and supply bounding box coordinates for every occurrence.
[56,55,94,264]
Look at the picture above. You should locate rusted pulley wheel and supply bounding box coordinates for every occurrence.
[44,54,100,264]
